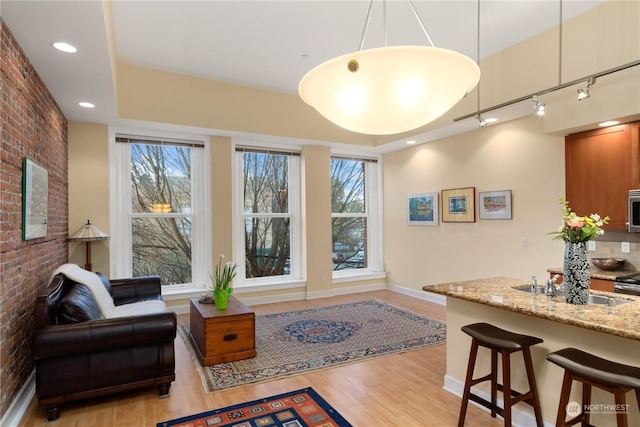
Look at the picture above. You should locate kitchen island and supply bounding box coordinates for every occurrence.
[424,277,640,427]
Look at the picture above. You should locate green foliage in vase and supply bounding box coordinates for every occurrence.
[209,254,238,294]
[549,198,609,243]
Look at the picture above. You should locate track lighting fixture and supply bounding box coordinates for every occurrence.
[477,115,487,128]
[577,77,595,101]
[532,95,545,115]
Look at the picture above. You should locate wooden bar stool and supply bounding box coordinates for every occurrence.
[546,348,640,427]
[458,322,544,427]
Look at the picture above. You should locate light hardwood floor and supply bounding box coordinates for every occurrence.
[19,290,503,426]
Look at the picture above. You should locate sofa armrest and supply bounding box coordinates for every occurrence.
[110,276,162,305]
[33,311,176,360]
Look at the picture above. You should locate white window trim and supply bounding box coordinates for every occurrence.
[108,127,211,294]
[331,155,385,279]
[232,140,302,289]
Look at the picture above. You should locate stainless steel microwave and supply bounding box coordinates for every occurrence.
[629,190,640,232]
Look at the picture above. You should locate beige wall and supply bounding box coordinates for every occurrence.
[68,122,111,274]
[382,115,566,290]
[116,62,376,147]
[210,136,233,263]
[302,145,333,296]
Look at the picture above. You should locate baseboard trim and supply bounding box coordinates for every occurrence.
[1,369,36,427]
[168,282,431,312]
[386,283,447,305]
[443,374,552,427]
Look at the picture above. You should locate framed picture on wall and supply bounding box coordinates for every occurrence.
[441,187,475,222]
[479,190,512,220]
[407,192,439,226]
[22,157,48,240]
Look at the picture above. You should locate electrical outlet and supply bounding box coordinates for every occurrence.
[520,237,527,247]
[587,241,596,251]
[621,242,630,253]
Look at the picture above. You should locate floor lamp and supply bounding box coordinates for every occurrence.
[67,220,110,271]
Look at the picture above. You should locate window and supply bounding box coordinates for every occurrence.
[234,147,301,284]
[111,131,210,288]
[331,156,381,274]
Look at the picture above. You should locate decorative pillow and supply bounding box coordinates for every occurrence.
[58,284,104,323]
[96,272,112,296]
[51,264,115,317]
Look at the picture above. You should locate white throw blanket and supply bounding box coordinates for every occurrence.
[51,264,168,319]
[51,264,115,318]
[52,264,115,317]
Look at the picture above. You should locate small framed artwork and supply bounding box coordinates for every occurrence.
[441,187,475,222]
[407,192,439,226]
[22,157,48,240]
[479,190,512,220]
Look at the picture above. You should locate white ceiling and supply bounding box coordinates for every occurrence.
[1,0,606,147]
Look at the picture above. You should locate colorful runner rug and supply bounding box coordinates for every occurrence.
[157,387,352,427]
[180,299,446,393]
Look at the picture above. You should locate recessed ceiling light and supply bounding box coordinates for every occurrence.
[52,42,77,53]
[78,102,95,108]
[598,120,619,127]
[406,140,417,145]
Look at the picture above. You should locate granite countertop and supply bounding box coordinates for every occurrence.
[423,277,640,341]
[547,267,634,281]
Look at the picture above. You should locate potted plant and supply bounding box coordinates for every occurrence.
[209,254,238,309]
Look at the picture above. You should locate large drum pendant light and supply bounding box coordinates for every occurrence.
[298,0,480,136]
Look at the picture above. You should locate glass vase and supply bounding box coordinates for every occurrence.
[563,242,590,304]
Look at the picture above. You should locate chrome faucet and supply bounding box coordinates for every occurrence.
[531,275,538,296]
[545,275,560,297]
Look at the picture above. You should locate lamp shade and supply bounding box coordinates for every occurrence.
[299,46,480,135]
[67,220,110,242]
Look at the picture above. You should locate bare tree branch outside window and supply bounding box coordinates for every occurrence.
[331,159,367,271]
[243,152,291,278]
[130,143,193,284]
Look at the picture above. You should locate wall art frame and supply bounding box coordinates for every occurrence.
[407,192,439,226]
[479,189,512,220]
[441,187,475,223]
[22,157,48,240]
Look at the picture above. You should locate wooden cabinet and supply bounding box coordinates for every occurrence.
[631,121,640,189]
[551,273,614,293]
[565,121,640,230]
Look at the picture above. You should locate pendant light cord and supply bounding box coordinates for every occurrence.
[358,0,436,51]
[407,0,435,47]
[558,0,563,85]
[358,0,375,51]
[477,0,481,115]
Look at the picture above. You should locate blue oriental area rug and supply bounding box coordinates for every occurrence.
[157,387,352,427]
[180,300,446,393]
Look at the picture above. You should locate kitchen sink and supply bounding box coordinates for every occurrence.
[513,285,632,306]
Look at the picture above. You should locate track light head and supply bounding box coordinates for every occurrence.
[532,95,545,115]
[577,88,590,100]
[577,77,595,101]
[477,115,487,128]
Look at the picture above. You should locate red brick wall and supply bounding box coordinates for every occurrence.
[1,19,68,418]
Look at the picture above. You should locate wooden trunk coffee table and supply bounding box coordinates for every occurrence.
[189,296,256,366]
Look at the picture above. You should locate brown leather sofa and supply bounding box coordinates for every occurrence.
[33,271,177,421]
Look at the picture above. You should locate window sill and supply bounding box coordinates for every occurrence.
[233,279,307,294]
[161,285,207,301]
[332,271,387,284]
